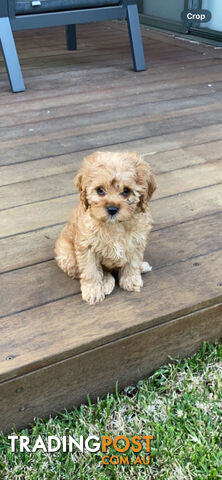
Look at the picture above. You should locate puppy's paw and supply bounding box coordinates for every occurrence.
[103,272,115,296]
[141,261,152,273]
[119,274,143,292]
[81,283,105,305]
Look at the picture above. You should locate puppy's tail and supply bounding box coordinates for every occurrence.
[141,261,152,273]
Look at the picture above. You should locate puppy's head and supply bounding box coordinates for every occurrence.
[75,151,156,223]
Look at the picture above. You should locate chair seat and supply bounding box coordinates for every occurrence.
[15,0,120,15]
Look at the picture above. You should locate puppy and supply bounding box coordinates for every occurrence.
[55,151,156,305]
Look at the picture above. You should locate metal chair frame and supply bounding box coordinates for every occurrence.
[0,0,146,92]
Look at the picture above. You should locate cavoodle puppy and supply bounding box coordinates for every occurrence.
[55,151,156,305]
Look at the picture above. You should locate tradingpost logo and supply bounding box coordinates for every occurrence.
[8,434,154,466]
[101,434,153,466]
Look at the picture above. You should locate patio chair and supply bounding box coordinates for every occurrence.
[0,0,146,93]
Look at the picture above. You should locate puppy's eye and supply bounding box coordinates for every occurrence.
[96,186,106,196]
[122,187,130,197]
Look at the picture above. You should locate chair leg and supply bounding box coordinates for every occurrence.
[0,17,25,93]
[66,25,77,51]
[126,3,146,72]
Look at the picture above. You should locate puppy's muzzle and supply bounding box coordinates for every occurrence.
[107,206,119,217]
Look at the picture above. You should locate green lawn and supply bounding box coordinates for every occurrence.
[0,342,221,480]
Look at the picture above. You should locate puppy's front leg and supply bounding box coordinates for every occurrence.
[119,256,143,293]
[77,248,105,305]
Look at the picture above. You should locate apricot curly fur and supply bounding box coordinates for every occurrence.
[55,151,156,305]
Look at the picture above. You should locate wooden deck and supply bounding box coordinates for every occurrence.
[0,21,222,434]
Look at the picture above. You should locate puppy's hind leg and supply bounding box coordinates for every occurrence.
[55,228,78,278]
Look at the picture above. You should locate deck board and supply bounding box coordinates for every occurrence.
[1,213,222,318]
[1,160,222,210]
[2,182,222,237]
[2,101,222,150]
[1,250,222,382]
[0,21,221,433]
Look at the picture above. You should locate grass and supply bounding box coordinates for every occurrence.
[0,341,221,480]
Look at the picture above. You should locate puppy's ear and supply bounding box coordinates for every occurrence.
[74,170,88,210]
[136,157,157,212]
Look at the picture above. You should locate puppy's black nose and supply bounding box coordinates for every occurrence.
[107,206,119,216]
